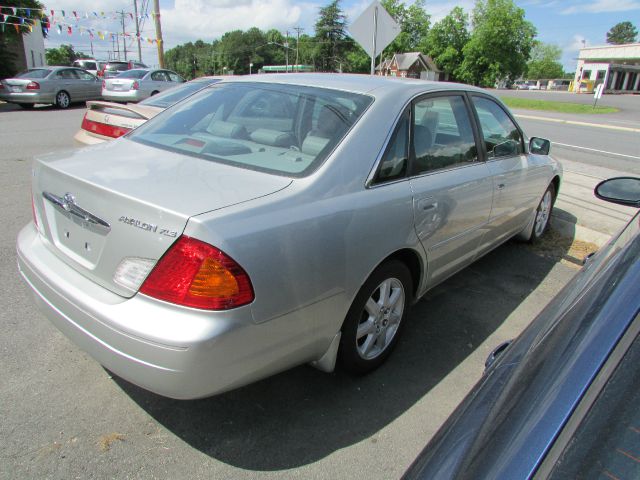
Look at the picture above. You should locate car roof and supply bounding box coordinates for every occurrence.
[222,73,489,99]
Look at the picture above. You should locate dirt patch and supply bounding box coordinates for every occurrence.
[98,433,125,452]
[525,228,600,268]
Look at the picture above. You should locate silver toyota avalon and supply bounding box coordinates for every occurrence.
[17,74,562,399]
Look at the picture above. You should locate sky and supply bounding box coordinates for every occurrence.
[28,0,640,72]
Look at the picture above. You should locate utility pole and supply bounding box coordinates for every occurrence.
[133,0,142,62]
[114,34,120,61]
[117,10,128,61]
[153,0,165,68]
[285,30,289,72]
[293,26,303,72]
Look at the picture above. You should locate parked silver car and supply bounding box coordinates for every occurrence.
[101,68,184,102]
[0,66,102,109]
[17,74,561,399]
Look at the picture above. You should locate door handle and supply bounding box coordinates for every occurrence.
[418,199,438,211]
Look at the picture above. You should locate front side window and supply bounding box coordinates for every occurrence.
[129,82,372,177]
[412,95,478,174]
[472,96,524,159]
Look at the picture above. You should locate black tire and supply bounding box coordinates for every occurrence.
[339,260,413,374]
[150,90,159,96]
[55,90,71,109]
[528,183,556,243]
[19,103,35,109]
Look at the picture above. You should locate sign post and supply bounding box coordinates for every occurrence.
[593,83,605,110]
[348,1,400,75]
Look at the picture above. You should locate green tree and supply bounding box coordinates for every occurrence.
[380,0,430,55]
[45,44,88,66]
[425,6,469,81]
[459,0,536,86]
[314,0,347,72]
[526,42,564,79]
[606,21,638,45]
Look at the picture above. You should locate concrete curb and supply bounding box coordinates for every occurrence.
[515,113,640,133]
[551,214,612,247]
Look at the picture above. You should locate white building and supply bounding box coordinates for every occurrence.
[5,19,47,73]
[573,43,640,93]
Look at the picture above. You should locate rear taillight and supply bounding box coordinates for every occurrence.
[132,81,139,90]
[102,80,106,89]
[0,83,4,90]
[139,236,254,310]
[81,114,131,138]
[26,81,40,90]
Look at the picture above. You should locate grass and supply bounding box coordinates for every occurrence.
[499,96,618,114]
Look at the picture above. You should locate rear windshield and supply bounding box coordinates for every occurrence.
[117,69,148,79]
[130,82,373,177]
[75,60,97,70]
[15,69,51,79]
[106,63,128,71]
[140,79,220,108]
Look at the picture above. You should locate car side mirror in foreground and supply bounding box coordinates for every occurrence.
[595,177,640,208]
[529,137,551,155]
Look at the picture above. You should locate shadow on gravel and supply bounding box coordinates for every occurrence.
[114,240,572,471]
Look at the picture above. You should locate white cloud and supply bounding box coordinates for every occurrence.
[160,0,322,46]
[562,0,640,14]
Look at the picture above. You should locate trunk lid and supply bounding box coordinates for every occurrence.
[32,139,292,297]
[3,78,32,93]
[105,79,136,91]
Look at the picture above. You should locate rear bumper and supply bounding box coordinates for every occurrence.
[0,91,55,104]
[16,223,327,399]
[101,90,145,102]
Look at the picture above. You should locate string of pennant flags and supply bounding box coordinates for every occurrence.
[0,6,162,43]
[0,5,158,21]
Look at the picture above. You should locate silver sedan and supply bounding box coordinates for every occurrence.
[17,74,562,399]
[0,66,101,108]
[101,68,184,102]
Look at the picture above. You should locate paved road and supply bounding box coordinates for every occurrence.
[0,101,627,479]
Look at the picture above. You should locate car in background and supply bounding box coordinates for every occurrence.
[101,68,184,103]
[74,76,222,144]
[72,58,107,77]
[17,74,560,399]
[0,66,101,109]
[99,60,148,79]
[403,177,640,480]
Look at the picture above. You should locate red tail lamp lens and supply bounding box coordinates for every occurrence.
[26,81,40,90]
[132,81,139,90]
[81,115,131,138]
[140,236,254,310]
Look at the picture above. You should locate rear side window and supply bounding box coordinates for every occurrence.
[151,71,169,81]
[412,95,478,174]
[130,82,372,177]
[472,96,523,159]
[375,109,409,183]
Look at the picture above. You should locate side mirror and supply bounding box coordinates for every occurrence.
[493,139,518,157]
[594,177,640,208]
[529,137,550,155]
